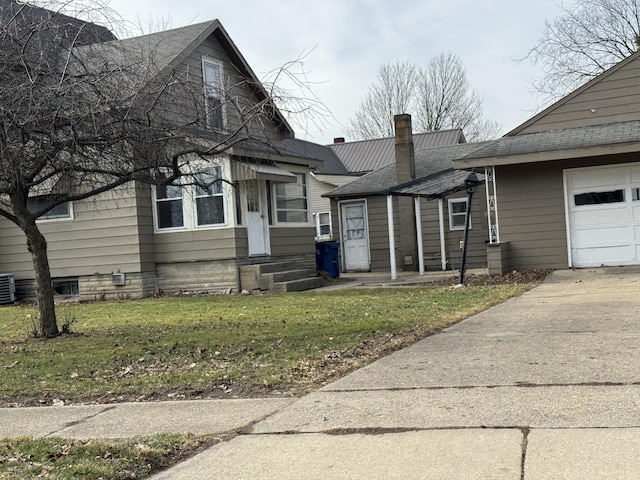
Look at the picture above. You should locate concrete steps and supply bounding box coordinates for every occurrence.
[239,262,323,293]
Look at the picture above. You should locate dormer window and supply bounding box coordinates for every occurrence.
[202,57,224,130]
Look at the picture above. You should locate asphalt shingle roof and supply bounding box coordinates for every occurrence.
[462,120,640,161]
[326,141,490,198]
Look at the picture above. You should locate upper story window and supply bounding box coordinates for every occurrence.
[27,196,72,221]
[449,198,470,231]
[202,58,224,130]
[275,173,308,223]
[153,164,226,231]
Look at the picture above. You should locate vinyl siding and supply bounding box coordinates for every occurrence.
[0,184,146,280]
[498,152,640,269]
[516,56,640,134]
[358,194,488,273]
[154,227,240,263]
[269,227,316,256]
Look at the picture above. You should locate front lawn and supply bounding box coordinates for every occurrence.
[0,284,528,406]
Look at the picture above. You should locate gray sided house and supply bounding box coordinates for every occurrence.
[326,115,489,274]
[454,48,640,273]
[0,18,333,300]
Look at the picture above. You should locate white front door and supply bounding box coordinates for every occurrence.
[565,164,640,267]
[245,180,270,256]
[340,200,370,271]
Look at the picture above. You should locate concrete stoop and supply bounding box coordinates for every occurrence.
[238,262,323,293]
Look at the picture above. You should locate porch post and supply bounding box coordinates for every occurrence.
[438,198,447,271]
[387,195,397,280]
[485,166,500,243]
[414,196,424,275]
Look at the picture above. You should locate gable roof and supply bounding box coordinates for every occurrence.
[326,141,489,198]
[81,20,294,135]
[328,129,466,174]
[507,48,640,136]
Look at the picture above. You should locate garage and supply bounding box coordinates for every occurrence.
[565,163,640,268]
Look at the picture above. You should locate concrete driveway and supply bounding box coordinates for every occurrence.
[154,267,640,479]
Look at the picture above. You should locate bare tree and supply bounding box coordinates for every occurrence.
[0,0,322,337]
[346,60,418,139]
[414,52,501,141]
[526,0,640,101]
[347,55,500,141]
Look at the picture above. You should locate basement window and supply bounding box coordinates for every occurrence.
[52,278,79,296]
[574,190,624,206]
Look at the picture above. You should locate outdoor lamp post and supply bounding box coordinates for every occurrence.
[458,172,480,286]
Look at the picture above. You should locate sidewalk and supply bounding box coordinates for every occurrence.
[2,267,640,478]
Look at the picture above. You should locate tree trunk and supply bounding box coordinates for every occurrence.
[23,221,58,337]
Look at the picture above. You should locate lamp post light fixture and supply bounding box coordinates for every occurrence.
[458,172,480,286]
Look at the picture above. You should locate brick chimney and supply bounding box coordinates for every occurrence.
[393,114,418,270]
[394,114,415,184]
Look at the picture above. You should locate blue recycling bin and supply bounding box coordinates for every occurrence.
[315,241,340,278]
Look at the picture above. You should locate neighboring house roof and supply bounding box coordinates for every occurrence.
[326,141,489,198]
[455,120,640,169]
[0,0,116,46]
[328,129,466,174]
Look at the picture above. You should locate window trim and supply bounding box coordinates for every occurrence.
[28,196,74,222]
[314,211,332,241]
[201,57,225,131]
[449,197,471,231]
[152,163,228,232]
[273,172,309,225]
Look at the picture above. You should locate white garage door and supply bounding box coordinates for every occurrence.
[565,164,640,267]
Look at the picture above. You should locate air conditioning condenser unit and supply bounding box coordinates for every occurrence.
[0,273,15,304]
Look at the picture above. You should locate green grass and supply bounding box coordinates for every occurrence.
[0,434,214,479]
[0,285,528,404]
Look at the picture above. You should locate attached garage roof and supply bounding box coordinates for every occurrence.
[455,120,640,168]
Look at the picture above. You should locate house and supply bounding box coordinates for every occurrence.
[0,10,336,299]
[453,48,640,273]
[309,130,466,243]
[325,115,489,274]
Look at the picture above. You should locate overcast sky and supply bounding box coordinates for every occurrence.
[104,0,565,144]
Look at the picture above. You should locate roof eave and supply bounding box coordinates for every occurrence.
[453,141,640,168]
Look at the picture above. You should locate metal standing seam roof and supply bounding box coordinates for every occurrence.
[328,129,466,174]
[325,141,490,198]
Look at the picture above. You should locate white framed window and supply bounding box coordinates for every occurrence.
[153,164,227,231]
[449,198,470,231]
[314,211,332,241]
[28,196,73,222]
[202,57,224,130]
[274,173,308,223]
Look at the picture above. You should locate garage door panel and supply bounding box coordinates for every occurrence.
[566,164,640,268]
[572,226,630,247]
[572,207,627,227]
[573,246,635,266]
[568,169,625,189]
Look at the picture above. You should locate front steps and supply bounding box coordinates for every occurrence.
[238,261,323,293]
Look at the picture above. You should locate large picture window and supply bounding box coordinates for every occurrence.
[202,57,224,131]
[154,164,226,231]
[275,173,308,223]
